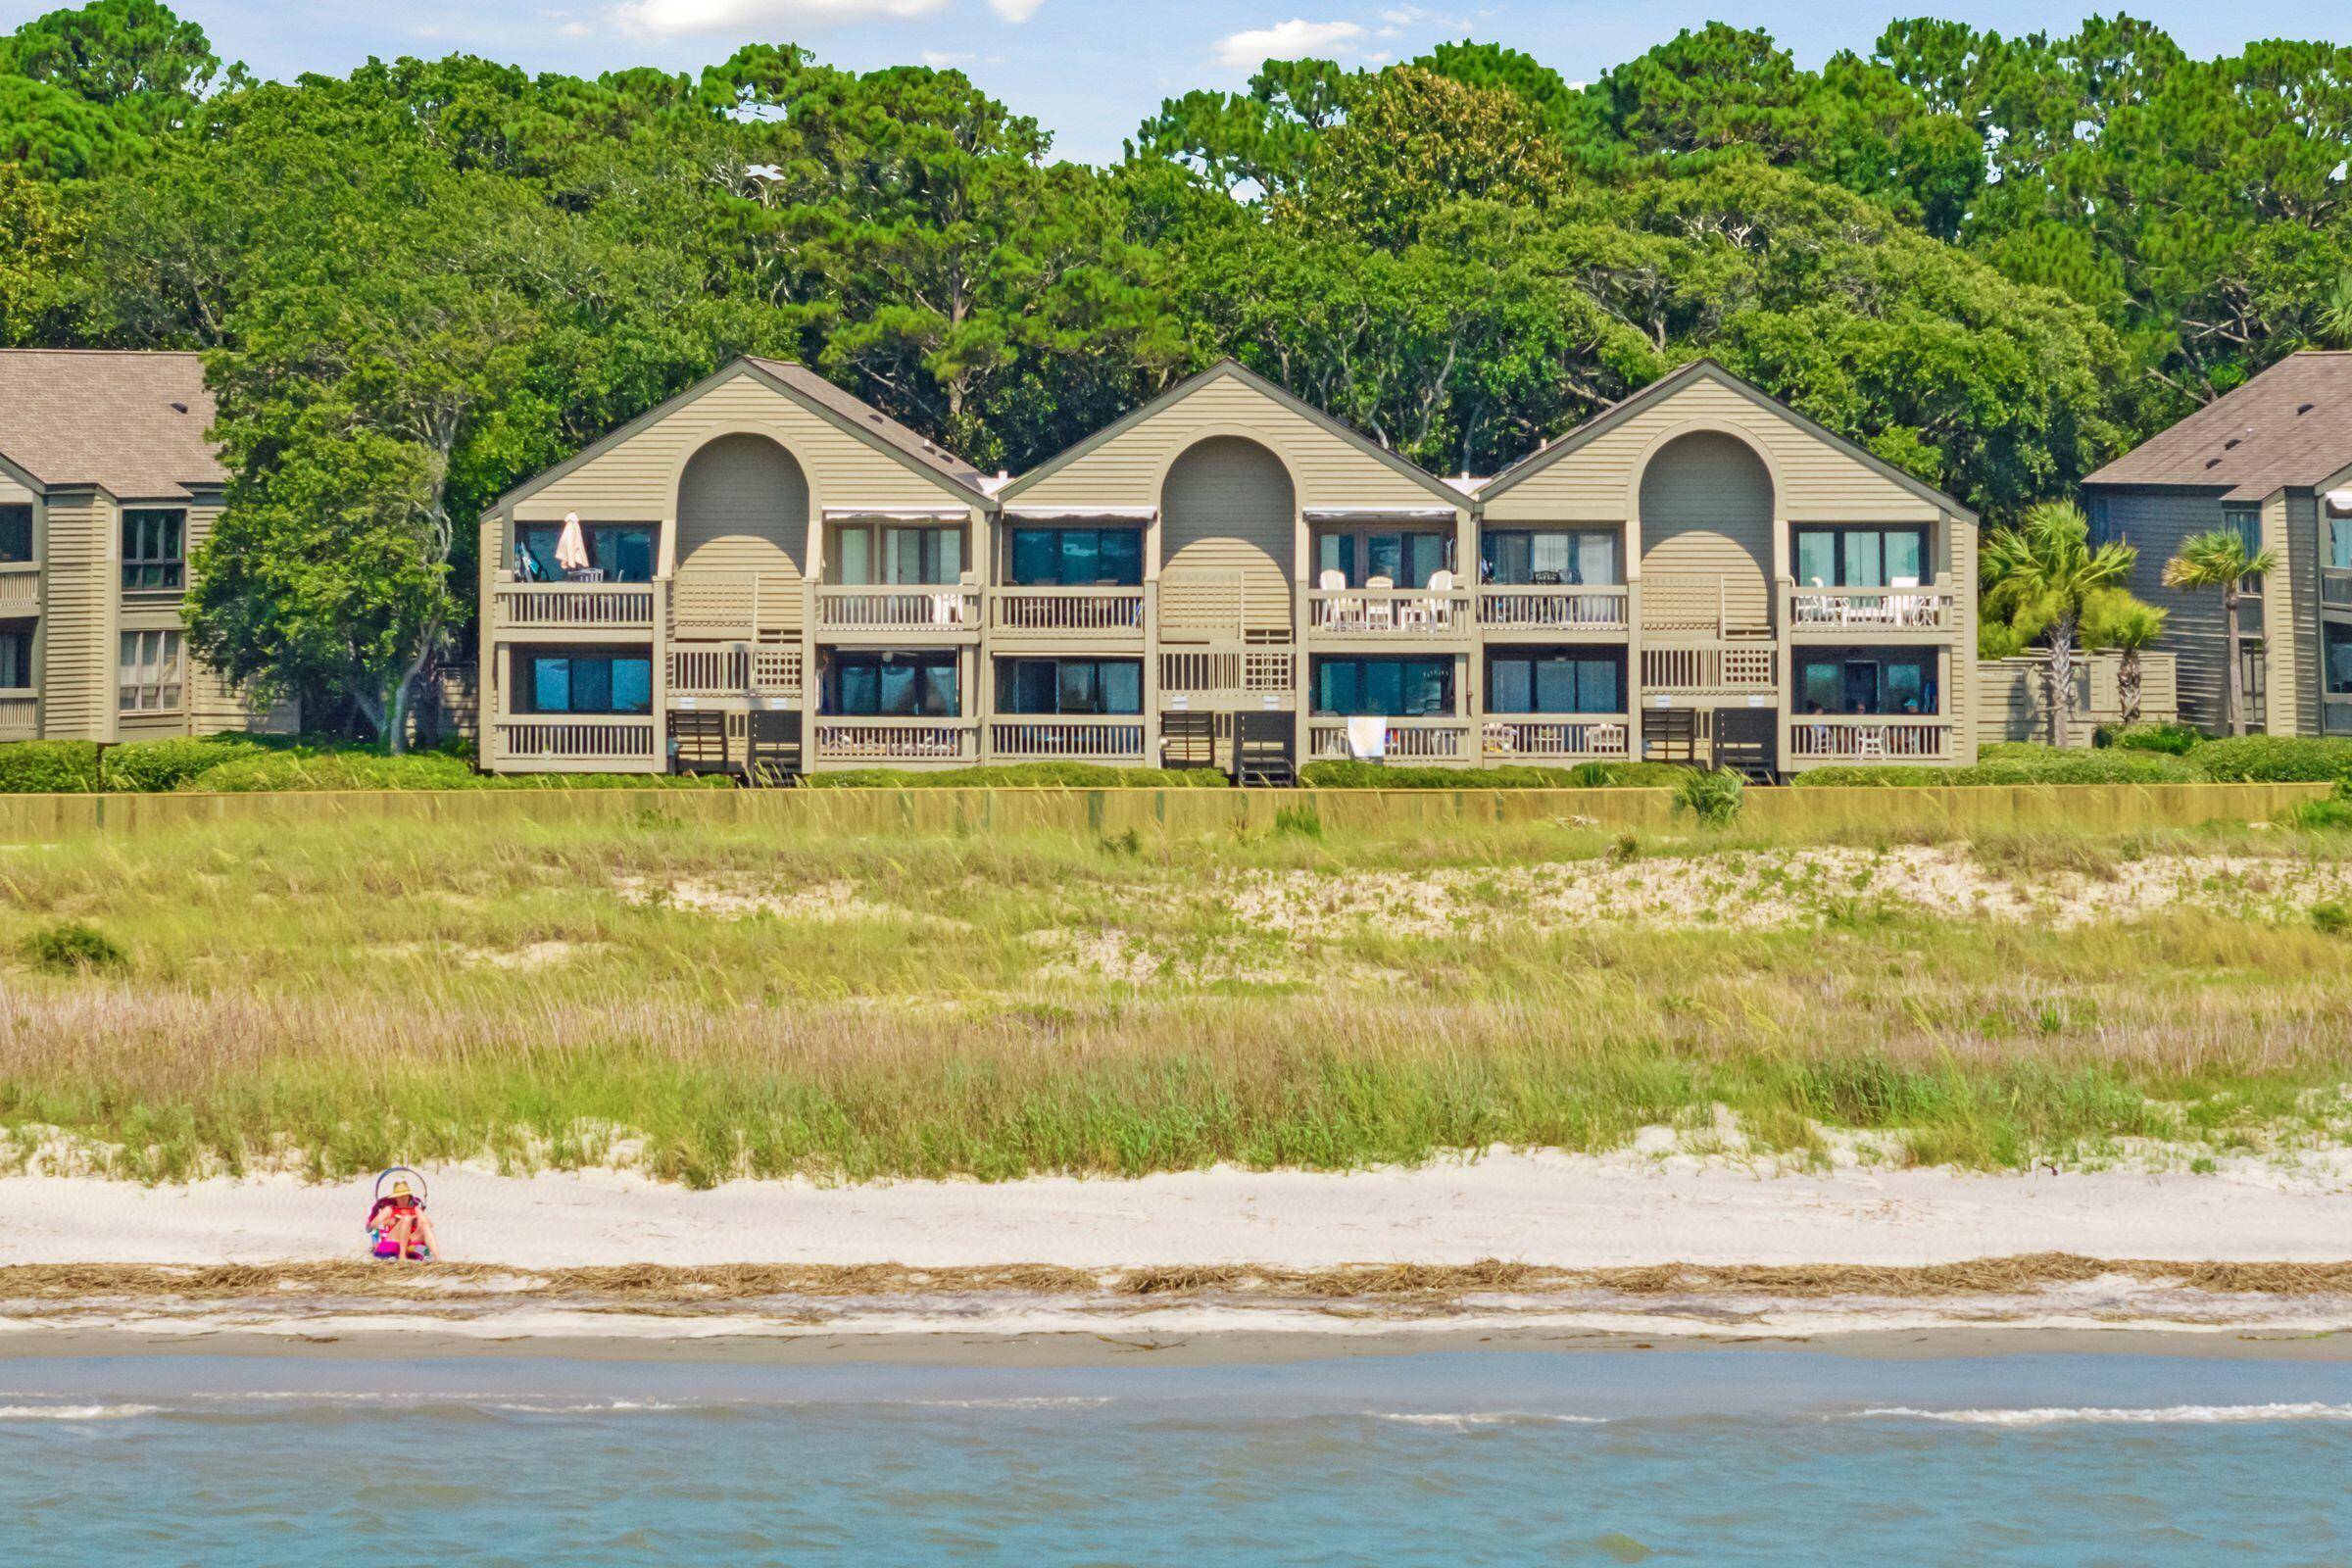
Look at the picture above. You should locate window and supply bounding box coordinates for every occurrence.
[1479,529,1618,586]
[997,658,1144,715]
[515,522,657,583]
[834,523,963,586]
[2085,493,2120,551]
[1796,651,1938,716]
[0,623,29,689]
[0,506,29,564]
[2223,506,2265,592]
[823,651,960,716]
[1792,526,1930,589]
[2330,513,2352,571]
[2327,625,2352,696]
[1311,656,1454,716]
[1314,529,1451,588]
[522,652,652,715]
[1007,527,1144,587]
[1486,651,1623,714]
[119,629,182,711]
[122,509,185,591]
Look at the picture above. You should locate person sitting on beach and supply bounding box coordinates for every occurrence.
[368,1181,439,1261]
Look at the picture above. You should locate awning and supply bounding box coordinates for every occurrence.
[2327,490,2352,516]
[819,507,971,522]
[1002,506,1158,522]
[1301,507,1459,523]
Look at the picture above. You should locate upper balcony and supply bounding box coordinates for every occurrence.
[1305,582,1474,642]
[1789,585,1956,637]
[492,578,660,637]
[990,584,1148,640]
[1478,584,1628,636]
[814,585,982,641]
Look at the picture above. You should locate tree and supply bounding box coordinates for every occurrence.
[2162,529,2277,737]
[2081,587,2167,724]
[1981,501,2136,746]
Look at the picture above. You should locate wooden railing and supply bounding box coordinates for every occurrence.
[1642,646,1778,694]
[1307,587,1472,635]
[1480,716,1631,761]
[668,645,803,701]
[990,718,1148,760]
[498,717,658,764]
[1307,716,1473,761]
[812,718,979,762]
[2324,567,2352,610]
[1160,648,1297,699]
[670,573,802,640]
[1478,585,1628,631]
[0,563,38,613]
[494,580,657,631]
[1788,717,1953,761]
[0,688,35,737]
[1642,572,1771,638]
[1790,588,1952,631]
[991,586,1147,634]
[815,587,980,632]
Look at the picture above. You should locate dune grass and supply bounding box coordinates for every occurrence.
[0,810,2349,1184]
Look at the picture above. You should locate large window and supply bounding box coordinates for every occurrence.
[0,505,29,564]
[122,509,185,591]
[119,628,182,711]
[1008,527,1143,587]
[1480,529,1618,587]
[823,651,960,716]
[2328,625,2352,696]
[0,623,30,688]
[1486,651,1623,714]
[1797,651,1938,715]
[2330,513,2352,571]
[1793,526,1930,589]
[1314,529,1451,589]
[2223,506,2265,592]
[515,522,656,583]
[997,658,1143,715]
[522,651,652,715]
[1312,656,1453,716]
[834,523,963,586]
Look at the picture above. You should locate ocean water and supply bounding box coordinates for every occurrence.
[3,1348,2349,1565]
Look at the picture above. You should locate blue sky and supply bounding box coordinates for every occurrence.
[8,1,2339,164]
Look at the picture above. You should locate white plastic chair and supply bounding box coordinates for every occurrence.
[1317,568,1353,631]
[1364,574,1396,631]
[1413,568,1455,632]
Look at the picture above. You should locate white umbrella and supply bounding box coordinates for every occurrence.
[555,512,593,574]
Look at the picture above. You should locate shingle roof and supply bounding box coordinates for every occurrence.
[744,358,989,495]
[2083,352,2352,501]
[0,350,224,500]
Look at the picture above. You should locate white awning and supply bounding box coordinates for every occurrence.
[820,507,971,522]
[2327,490,2352,516]
[1002,506,1158,522]
[1301,507,1459,523]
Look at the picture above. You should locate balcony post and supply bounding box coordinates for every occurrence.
[1142,579,1161,768]
[651,576,670,775]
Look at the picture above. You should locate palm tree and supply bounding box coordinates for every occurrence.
[1982,501,2137,747]
[2162,529,2278,737]
[2082,588,2168,726]
[2322,271,2352,349]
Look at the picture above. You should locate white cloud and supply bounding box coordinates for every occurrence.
[613,0,947,38]
[989,0,1044,20]
[921,48,970,65]
[1211,19,1366,71]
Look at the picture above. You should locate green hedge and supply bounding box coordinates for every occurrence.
[800,763,1231,789]
[99,737,267,792]
[1298,760,1695,789]
[1796,743,2202,787]
[0,740,99,793]
[2187,736,2352,784]
[181,745,726,792]
[2094,721,2206,756]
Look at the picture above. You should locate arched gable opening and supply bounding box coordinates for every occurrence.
[1159,436,1295,638]
[1638,430,1774,636]
[676,433,811,579]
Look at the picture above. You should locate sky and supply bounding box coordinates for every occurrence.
[8,0,2345,164]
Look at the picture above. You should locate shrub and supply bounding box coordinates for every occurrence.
[800,763,1229,789]
[180,744,723,793]
[2188,736,2352,784]
[22,920,125,973]
[100,737,265,792]
[2095,721,2205,756]
[1272,805,1323,839]
[1673,767,1745,826]
[1796,744,2201,787]
[0,740,100,793]
[1296,760,1695,789]
[2313,901,2352,937]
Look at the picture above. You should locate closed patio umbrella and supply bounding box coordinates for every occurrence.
[555,512,593,574]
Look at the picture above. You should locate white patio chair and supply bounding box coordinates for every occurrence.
[1413,568,1455,632]
[1857,725,1887,760]
[1364,574,1396,631]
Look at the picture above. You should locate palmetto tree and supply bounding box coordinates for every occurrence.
[2082,588,2168,726]
[2162,529,2277,736]
[1981,501,2137,747]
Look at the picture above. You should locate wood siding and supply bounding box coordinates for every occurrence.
[1160,436,1295,635]
[1637,430,1773,627]
[675,431,811,605]
[2264,490,2322,736]
[40,490,114,740]
[1977,651,2179,748]
[2095,487,2240,733]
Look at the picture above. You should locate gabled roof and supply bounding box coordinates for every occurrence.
[494,357,993,513]
[0,350,225,501]
[2082,352,2352,502]
[1478,358,1977,520]
[999,359,1469,509]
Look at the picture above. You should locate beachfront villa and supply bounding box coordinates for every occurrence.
[0,350,297,745]
[477,356,1983,780]
[2083,351,2352,737]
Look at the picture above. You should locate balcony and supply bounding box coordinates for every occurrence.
[814,587,980,636]
[494,580,657,633]
[990,718,1149,763]
[0,687,34,739]
[2325,567,2352,610]
[667,645,803,705]
[1642,646,1778,697]
[1306,587,1473,638]
[1788,716,1954,762]
[812,718,980,764]
[991,586,1147,637]
[1641,572,1772,639]
[1160,648,1296,710]
[1790,588,1953,633]
[1306,716,1474,762]
[497,716,659,769]
[0,563,38,614]
[1480,716,1631,762]
[1479,585,1628,633]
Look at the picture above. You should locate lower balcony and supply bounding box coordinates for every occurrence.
[1642,646,1779,697]
[1307,715,1474,763]
[1788,715,1954,763]
[990,717,1149,764]
[497,716,659,770]
[0,687,34,740]
[1480,715,1632,762]
[812,717,980,765]
[667,645,804,706]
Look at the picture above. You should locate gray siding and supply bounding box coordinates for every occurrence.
[2094,486,2241,733]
